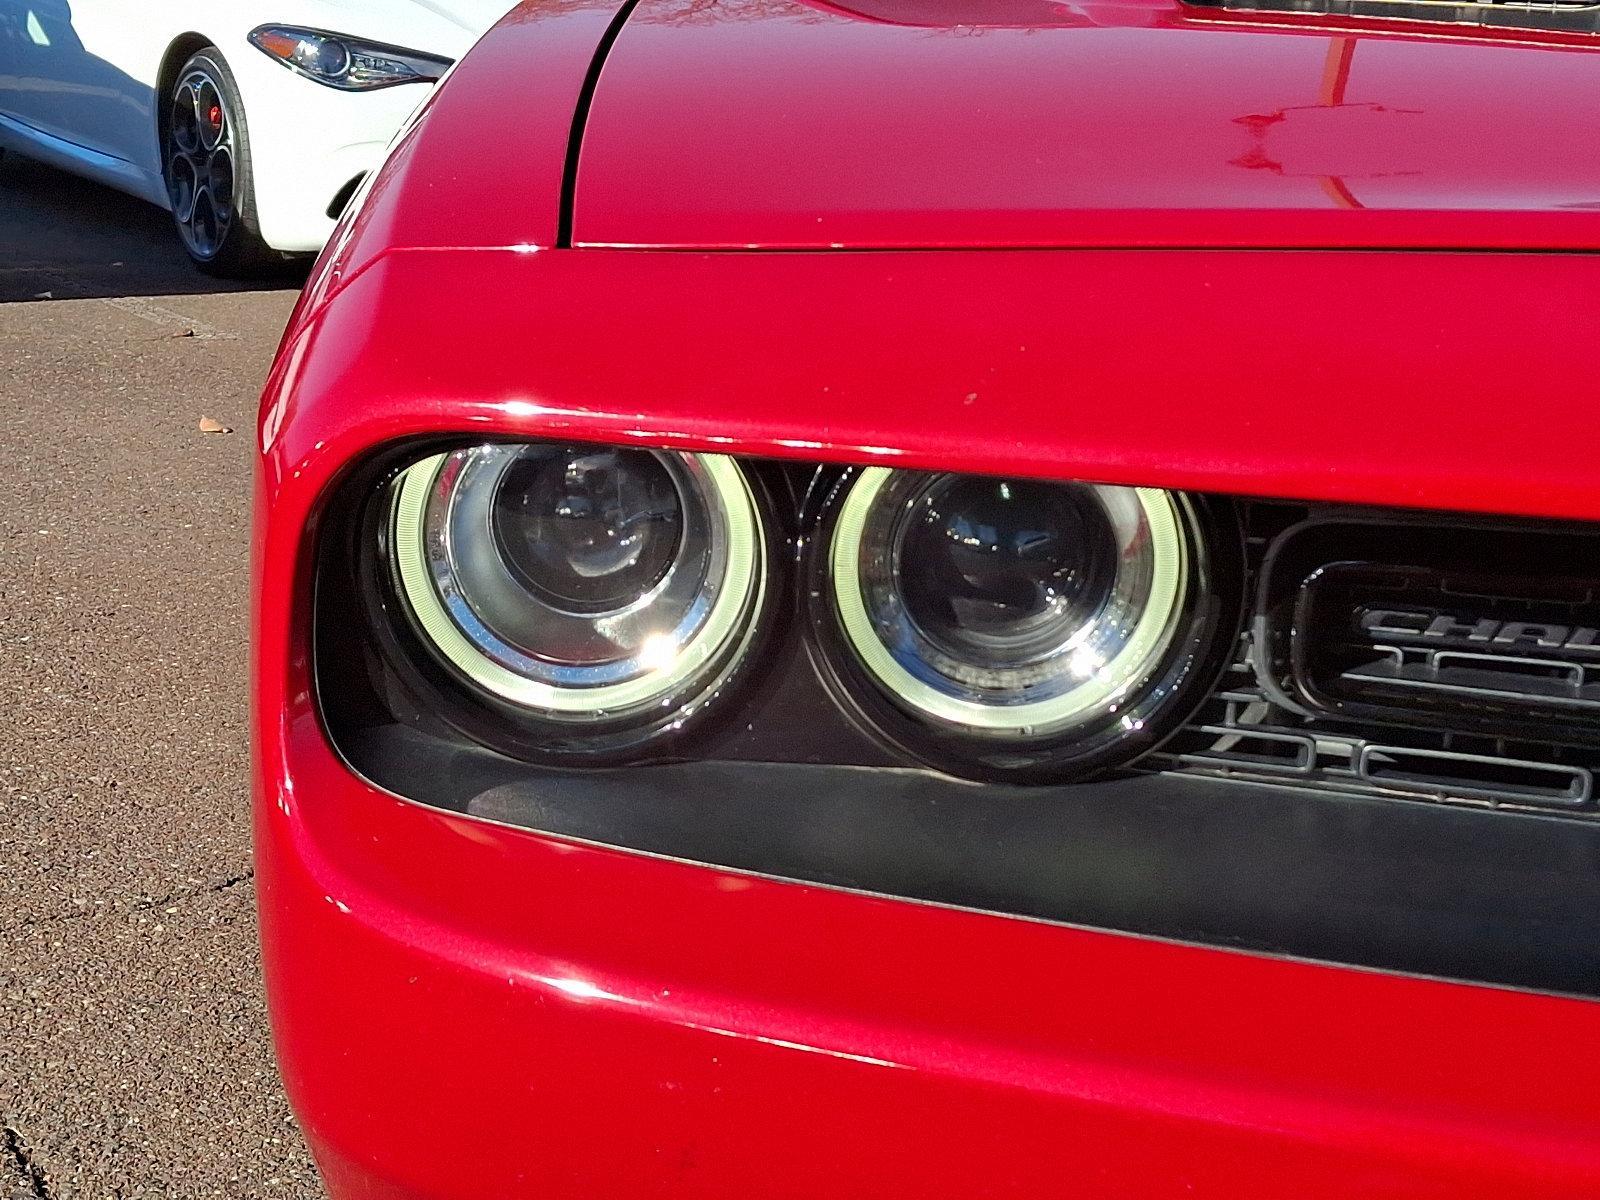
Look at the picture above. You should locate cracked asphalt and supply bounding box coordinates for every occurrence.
[0,154,321,1198]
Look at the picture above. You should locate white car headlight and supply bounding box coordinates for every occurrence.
[249,26,451,91]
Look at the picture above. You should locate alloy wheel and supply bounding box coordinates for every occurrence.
[167,67,236,261]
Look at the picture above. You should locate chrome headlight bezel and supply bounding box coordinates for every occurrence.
[370,441,779,764]
[806,466,1238,781]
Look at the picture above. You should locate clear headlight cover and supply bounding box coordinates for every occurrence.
[820,467,1215,776]
[389,444,766,746]
[249,26,451,91]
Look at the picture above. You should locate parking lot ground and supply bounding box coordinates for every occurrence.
[0,155,320,1198]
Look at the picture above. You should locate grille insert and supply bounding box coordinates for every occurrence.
[1345,645,1600,710]
[1358,744,1591,806]
[1158,650,1600,815]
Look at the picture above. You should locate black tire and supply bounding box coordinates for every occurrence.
[162,47,281,277]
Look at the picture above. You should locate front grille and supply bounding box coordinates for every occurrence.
[1186,0,1600,34]
[1154,505,1600,819]
[1158,645,1600,814]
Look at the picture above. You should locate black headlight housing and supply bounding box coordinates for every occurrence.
[337,443,784,765]
[805,466,1242,781]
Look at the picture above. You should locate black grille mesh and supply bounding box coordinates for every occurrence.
[1152,504,1600,819]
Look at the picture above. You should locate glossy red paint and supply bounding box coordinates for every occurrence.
[573,0,1600,249]
[257,1,1600,1196]
[268,246,1600,523]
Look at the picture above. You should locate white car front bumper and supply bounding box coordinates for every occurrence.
[225,40,434,253]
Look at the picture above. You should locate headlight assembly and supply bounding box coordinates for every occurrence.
[355,444,1230,777]
[811,467,1229,780]
[249,26,452,91]
[385,443,770,759]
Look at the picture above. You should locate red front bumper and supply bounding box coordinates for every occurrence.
[257,711,1600,1199]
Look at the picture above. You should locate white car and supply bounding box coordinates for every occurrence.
[0,1,509,274]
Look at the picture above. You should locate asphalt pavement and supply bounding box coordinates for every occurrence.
[0,153,321,1198]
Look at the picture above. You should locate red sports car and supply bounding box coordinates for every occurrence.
[253,1,1600,1196]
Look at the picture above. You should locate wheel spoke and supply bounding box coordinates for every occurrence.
[208,146,233,213]
[192,188,218,255]
[168,151,199,223]
[207,144,232,245]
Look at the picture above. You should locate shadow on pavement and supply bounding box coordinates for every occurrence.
[0,152,309,302]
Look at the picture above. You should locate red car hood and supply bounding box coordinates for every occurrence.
[571,0,1600,249]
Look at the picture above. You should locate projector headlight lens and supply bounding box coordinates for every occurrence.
[249,26,451,91]
[389,443,766,750]
[821,467,1212,777]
